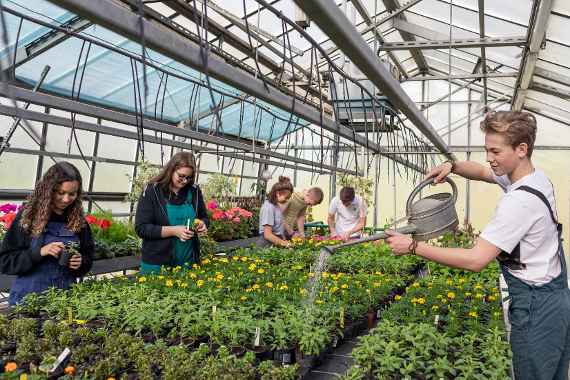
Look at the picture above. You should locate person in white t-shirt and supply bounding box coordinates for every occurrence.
[385,111,570,380]
[327,187,367,240]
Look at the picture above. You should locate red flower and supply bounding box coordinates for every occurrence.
[0,212,16,229]
[212,210,226,220]
[232,217,241,224]
[96,219,112,230]
[85,215,98,225]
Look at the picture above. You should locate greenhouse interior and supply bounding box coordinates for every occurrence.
[0,0,569,378]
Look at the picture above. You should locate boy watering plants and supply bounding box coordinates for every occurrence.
[386,111,570,380]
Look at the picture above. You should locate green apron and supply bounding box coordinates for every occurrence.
[140,190,197,275]
[501,186,570,380]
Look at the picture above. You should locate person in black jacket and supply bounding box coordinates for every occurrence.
[0,162,94,305]
[135,152,209,275]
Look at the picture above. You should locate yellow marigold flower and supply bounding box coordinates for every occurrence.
[245,287,253,293]
[373,282,381,288]
[394,295,402,301]
[475,284,483,290]
[465,292,472,297]
[138,276,146,283]
[329,286,339,293]
[322,272,329,278]
[258,268,265,274]
[240,296,247,301]
[417,297,426,305]
[265,282,273,288]
[412,282,420,288]
[189,273,197,279]
[252,284,260,290]
[248,264,256,271]
[341,284,349,289]
[316,299,324,304]
[240,256,248,261]
[475,293,484,299]
[446,278,453,285]
[447,292,455,299]
[192,264,199,269]
[201,258,211,265]
[459,278,465,284]
[232,256,239,261]
[158,275,164,280]
[375,271,383,276]
[165,279,174,287]
[180,282,188,288]
[299,288,307,295]
[469,311,478,318]
[215,274,224,281]
[75,319,87,325]
[196,280,204,287]
[488,295,497,301]
[279,284,288,290]
[432,305,439,310]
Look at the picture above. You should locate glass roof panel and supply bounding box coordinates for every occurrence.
[4,0,308,142]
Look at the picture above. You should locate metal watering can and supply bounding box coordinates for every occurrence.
[324,177,459,252]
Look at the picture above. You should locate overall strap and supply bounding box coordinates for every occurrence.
[515,185,564,270]
[516,186,559,226]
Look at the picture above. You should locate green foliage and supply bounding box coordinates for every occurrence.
[336,174,374,206]
[125,160,160,204]
[201,173,237,207]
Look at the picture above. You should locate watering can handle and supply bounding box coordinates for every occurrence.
[406,177,458,216]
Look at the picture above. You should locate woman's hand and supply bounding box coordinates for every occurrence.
[40,242,64,258]
[68,253,82,270]
[424,161,453,183]
[385,230,414,256]
[173,226,194,241]
[195,219,207,234]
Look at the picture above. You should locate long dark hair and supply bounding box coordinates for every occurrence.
[20,161,84,236]
[267,176,293,205]
[150,152,196,191]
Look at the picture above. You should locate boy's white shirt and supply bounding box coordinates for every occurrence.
[328,195,367,236]
[480,169,561,285]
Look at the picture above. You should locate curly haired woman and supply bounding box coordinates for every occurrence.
[0,162,94,305]
[135,152,209,274]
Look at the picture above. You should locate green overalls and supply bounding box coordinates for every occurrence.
[139,190,197,275]
[499,186,570,380]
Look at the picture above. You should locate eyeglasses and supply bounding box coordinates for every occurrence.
[175,171,192,182]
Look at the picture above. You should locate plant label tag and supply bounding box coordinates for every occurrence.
[282,352,291,364]
[254,327,261,347]
[434,314,440,327]
[51,347,71,373]
[212,305,217,319]
[339,307,345,329]
[376,309,381,319]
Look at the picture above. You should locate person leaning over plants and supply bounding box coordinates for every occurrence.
[386,111,570,380]
[282,187,324,239]
[327,187,367,241]
[135,152,208,275]
[0,162,94,305]
[258,176,293,248]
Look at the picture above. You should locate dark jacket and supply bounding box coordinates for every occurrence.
[134,183,209,266]
[0,210,94,277]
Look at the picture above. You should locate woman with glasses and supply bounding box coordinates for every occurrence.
[135,152,208,274]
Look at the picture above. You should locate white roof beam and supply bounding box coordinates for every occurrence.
[512,0,554,111]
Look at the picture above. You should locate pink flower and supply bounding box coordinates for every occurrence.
[239,209,253,218]
[207,200,218,210]
[232,217,241,223]
[0,203,18,214]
